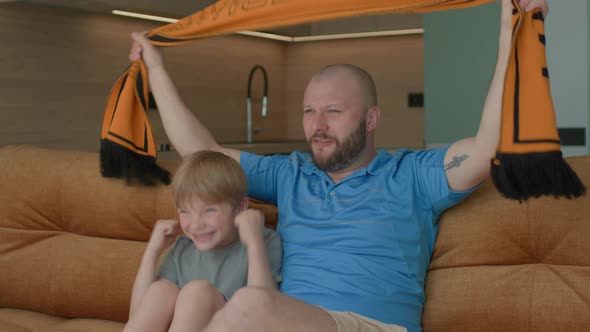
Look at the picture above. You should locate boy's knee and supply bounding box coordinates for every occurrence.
[180,280,217,295]
[178,280,224,305]
[206,288,276,332]
[226,287,275,314]
[151,279,180,296]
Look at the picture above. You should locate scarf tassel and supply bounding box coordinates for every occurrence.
[100,139,170,186]
[491,152,586,201]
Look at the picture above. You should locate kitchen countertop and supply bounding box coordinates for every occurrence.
[220,140,309,155]
[156,140,309,160]
[156,140,415,160]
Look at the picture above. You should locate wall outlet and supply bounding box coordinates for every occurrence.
[408,93,424,108]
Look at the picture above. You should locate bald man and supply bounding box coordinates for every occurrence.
[127,1,548,331]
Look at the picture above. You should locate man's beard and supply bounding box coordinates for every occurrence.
[309,121,366,173]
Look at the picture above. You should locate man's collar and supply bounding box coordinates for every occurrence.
[366,150,391,175]
[300,153,317,175]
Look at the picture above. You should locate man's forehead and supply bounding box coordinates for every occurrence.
[302,101,346,109]
[313,67,358,83]
[307,73,361,94]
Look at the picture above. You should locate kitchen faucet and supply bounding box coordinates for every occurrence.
[246,65,268,144]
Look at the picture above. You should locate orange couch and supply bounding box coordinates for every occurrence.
[1,145,589,331]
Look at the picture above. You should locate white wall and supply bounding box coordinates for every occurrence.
[545,1,589,156]
[424,1,590,157]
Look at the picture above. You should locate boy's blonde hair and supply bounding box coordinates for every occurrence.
[172,151,247,209]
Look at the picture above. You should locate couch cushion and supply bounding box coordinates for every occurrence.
[0,145,179,240]
[0,145,278,323]
[0,228,145,322]
[423,155,590,331]
[0,308,124,332]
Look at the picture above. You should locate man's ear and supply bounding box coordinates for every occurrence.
[366,105,381,132]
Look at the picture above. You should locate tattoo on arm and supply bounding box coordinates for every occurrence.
[444,154,469,171]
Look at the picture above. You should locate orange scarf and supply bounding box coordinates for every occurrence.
[490,1,585,199]
[101,0,585,200]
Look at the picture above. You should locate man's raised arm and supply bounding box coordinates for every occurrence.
[444,0,548,192]
[129,32,240,161]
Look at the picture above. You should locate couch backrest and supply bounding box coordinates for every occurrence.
[423,155,590,331]
[3,145,589,329]
[0,145,276,322]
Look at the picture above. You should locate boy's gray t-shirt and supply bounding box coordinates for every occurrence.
[158,227,282,299]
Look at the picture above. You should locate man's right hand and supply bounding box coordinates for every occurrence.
[129,32,164,70]
[147,219,181,254]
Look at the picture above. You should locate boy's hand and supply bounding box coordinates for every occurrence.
[147,219,181,254]
[234,209,265,249]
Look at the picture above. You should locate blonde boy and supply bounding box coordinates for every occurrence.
[124,151,282,332]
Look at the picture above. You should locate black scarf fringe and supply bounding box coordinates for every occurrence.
[100,139,171,186]
[491,151,586,201]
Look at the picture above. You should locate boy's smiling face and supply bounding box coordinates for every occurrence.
[177,198,240,251]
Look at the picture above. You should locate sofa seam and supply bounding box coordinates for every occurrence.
[428,262,590,271]
[58,152,84,233]
[526,200,538,263]
[528,267,537,332]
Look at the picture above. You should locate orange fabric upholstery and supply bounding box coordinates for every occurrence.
[424,155,590,331]
[1,145,588,331]
[0,145,276,330]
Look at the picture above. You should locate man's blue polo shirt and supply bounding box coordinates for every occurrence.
[241,147,476,332]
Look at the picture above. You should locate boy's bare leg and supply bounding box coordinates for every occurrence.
[203,287,338,332]
[123,279,179,332]
[168,280,226,332]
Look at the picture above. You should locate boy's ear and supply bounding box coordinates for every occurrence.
[239,196,249,211]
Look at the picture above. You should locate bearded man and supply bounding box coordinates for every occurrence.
[128,1,549,329]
